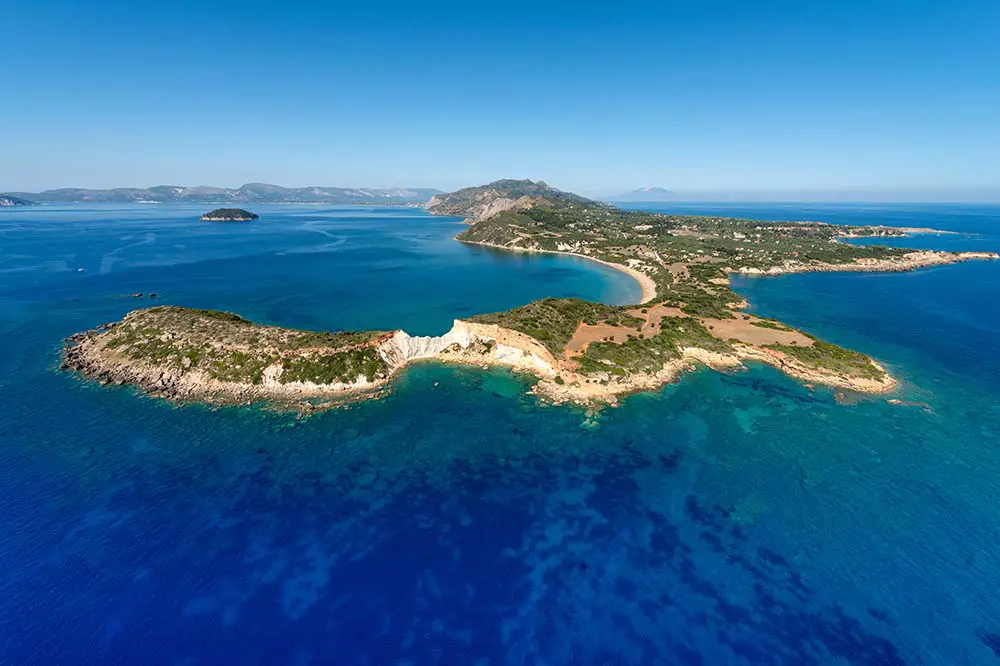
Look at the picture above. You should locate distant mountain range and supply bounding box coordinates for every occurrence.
[0,195,36,206]
[1,183,442,205]
[608,187,681,202]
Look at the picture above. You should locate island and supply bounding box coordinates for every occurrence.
[0,195,36,206]
[64,179,998,408]
[200,208,258,222]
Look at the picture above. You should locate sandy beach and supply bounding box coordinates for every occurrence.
[458,239,658,304]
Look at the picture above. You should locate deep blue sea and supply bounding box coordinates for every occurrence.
[1,202,999,665]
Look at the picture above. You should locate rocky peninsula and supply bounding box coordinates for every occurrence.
[62,307,566,407]
[200,208,258,222]
[0,195,35,206]
[65,180,998,408]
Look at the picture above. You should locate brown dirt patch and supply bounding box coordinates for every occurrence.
[626,304,686,337]
[667,263,690,279]
[669,229,715,239]
[564,322,638,358]
[699,315,814,347]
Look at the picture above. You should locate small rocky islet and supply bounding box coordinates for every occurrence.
[200,208,258,222]
[65,179,998,409]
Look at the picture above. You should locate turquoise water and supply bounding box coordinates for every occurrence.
[1,202,999,664]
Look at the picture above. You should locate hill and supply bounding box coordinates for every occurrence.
[0,195,35,206]
[426,179,596,220]
[2,184,442,205]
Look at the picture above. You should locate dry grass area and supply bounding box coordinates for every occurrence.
[625,304,685,337]
[666,262,690,279]
[116,307,386,355]
[701,315,813,347]
[559,299,809,372]
[622,304,814,348]
[668,229,716,239]
[563,322,638,358]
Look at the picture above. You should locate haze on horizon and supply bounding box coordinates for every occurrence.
[3,0,999,201]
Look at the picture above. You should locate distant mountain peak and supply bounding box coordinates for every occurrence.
[611,187,681,202]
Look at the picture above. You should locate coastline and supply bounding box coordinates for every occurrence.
[458,238,657,305]
[65,245,989,410]
[531,344,897,407]
[64,310,898,412]
[835,226,958,238]
[63,196,1000,411]
[735,250,999,277]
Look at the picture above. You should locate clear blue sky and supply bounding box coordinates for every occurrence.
[3,0,999,197]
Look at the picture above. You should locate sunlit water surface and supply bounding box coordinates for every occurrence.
[1,202,999,664]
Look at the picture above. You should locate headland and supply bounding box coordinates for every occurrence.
[65,180,998,408]
[0,195,35,207]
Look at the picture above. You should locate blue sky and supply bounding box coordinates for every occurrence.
[3,0,999,198]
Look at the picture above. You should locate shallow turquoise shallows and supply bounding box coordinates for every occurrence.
[1,202,999,665]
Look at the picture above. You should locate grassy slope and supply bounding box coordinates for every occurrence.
[102,306,391,385]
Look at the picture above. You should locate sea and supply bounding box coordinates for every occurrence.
[1,201,998,665]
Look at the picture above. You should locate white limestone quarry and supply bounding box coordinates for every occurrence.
[384,321,559,377]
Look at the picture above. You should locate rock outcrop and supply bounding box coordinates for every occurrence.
[737,251,999,276]
[0,195,35,206]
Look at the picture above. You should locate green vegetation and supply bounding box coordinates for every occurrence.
[440,179,916,384]
[658,282,736,319]
[470,298,638,354]
[577,317,732,375]
[766,335,886,381]
[81,180,918,398]
[97,306,391,386]
[428,179,592,218]
[182,308,251,323]
[208,350,277,384]
[279,346,386,385]
[201,208,258,221]
[751,319,792,331]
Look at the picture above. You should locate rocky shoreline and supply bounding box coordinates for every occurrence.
[61,315,565,409]
[59,188,998,411]
[736,250,998,276]
[61,327,383,407]
[529,344,896,408]
[63,310,897,411]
